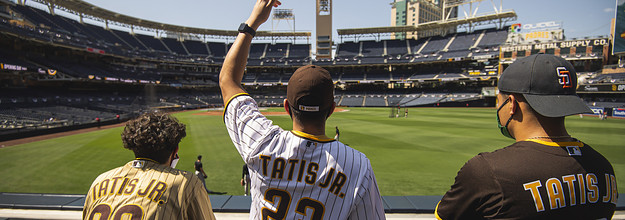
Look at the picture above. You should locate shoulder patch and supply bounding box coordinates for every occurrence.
[565,146,582,156]
[132,160,145,168]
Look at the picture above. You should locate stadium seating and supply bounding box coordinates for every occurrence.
[312,58,334,66]
[386,40,409,56]
[364,94,387,107]
[336,41,360,58]
[255,72,281,83]
[366,72,391,81]
[360,57,385,64]
[447,32,479,51]
[242,73,257,84]
[247,43,266,59]
[111,29,148,50]
[288,44,310,58]
[386,94,405,106]
[409,73,439,80]
[476,28,508,48]
[361,41,384,57]
[339,94,364,107]
[441,50,470,59]
[420,36,450,54]
[440,93,480,102]
[4,3,512,70]
[265,43,289,58]
[340,72,365,81]
[134,34,169,52]
[0,87,224,134]
[409,38,428,54]
[161,38,189,55]
[402,93,446,106]
[184,40,211,56]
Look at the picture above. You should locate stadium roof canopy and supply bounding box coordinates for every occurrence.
[30,0,311,39]
[337,10,517,38]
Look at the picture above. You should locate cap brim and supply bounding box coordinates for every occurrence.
[523,94,593,117]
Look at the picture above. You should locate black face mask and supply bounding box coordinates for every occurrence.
[496,98,515,139]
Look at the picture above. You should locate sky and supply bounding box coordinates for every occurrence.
[25,0,617,43]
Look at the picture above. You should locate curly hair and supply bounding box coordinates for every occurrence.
[121,112,186,163]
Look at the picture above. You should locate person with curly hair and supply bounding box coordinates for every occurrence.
[83,112,216,220]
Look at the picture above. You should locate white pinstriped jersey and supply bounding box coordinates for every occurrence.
[224,94,386,220]
[83,160,216,220]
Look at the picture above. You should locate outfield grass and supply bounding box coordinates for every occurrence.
[0,107,623,196]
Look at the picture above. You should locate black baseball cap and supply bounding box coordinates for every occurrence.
[287,65,334,113]
[498,54,592,117]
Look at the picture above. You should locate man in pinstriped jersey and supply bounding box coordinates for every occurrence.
[219,0,386,219]
[83,112,215,220]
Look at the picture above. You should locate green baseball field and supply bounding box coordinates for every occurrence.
[0,107,623,196]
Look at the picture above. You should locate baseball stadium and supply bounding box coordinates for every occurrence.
[0,0,624,219]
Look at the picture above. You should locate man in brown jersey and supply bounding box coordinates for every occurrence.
[83,112,215,220]
[436,54,617,219]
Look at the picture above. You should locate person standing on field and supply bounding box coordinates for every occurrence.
[241,164,251,196]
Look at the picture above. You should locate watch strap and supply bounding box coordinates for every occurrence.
[238,23,256,37]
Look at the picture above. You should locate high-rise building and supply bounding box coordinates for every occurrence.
[391,0,457,40]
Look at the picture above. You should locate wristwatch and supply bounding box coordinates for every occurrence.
[238,23,256,37]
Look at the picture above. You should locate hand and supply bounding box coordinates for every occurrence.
[246,0,282,30]
[204,174,208,179]
[240,179,245,186]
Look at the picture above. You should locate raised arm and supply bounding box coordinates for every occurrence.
[219,0,281,106]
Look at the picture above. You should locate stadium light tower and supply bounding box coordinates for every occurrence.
[272,9,296,43]
[316,0,332,59]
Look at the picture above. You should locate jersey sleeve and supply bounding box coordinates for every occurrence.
[223,94,281,162]
[435,154,502,220]
[348,162,386,220]
[186,177,216,220]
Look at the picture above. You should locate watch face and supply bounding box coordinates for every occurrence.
[238,23,255,36]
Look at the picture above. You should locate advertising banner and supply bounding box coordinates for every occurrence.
[613,108,625,118]
[501,38,608,52]
[578,84,625,92]
[589,107,605,115]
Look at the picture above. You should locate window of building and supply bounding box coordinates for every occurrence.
[560,47,570,55]
[592,45,604,53]
[317,36,330,41]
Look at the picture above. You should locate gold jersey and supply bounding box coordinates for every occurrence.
[83,159,216,220]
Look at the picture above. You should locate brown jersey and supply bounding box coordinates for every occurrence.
[436,139,617,220]
[83,159,216,220]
